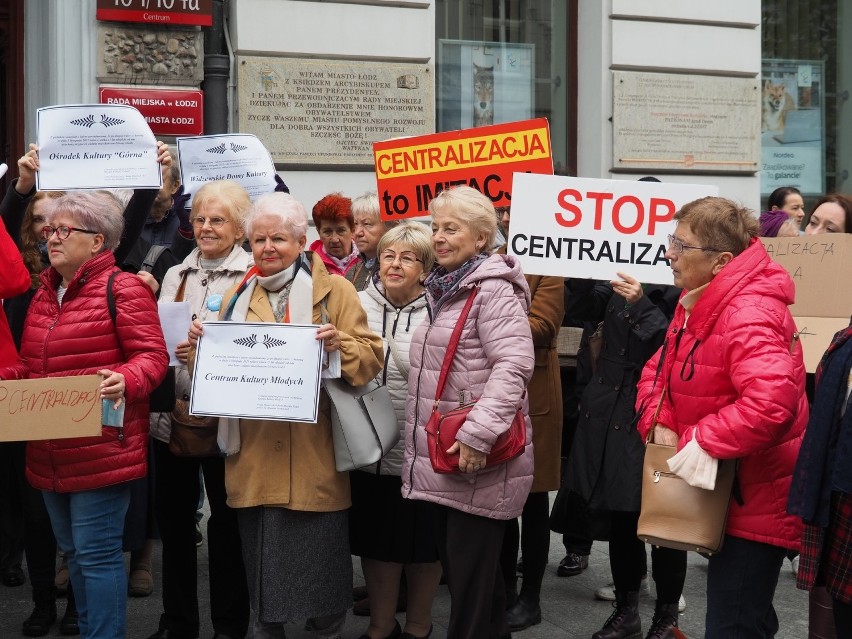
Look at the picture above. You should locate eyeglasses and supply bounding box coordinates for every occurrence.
[191,216,231,229]
[666,234,723,254]
[379,251,423,268]
[40,225,99,241]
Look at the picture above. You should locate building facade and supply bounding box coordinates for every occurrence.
[0,0,849,214]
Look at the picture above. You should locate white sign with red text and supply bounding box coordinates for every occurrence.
[507,174,718,284]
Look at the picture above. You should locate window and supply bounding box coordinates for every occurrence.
[436,1,574,173]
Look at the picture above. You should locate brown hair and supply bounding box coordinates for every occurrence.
[808,193,852,234]
[674,196,758,255]
[21,191,64,288]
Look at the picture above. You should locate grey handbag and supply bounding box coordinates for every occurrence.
[323,378,400,472]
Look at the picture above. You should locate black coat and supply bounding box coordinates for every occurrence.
[564,279,680,512]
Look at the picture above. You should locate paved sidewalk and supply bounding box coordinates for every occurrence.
[0,506,809,638]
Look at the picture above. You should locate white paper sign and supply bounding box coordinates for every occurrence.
[157,301,192,367]
[177,134,277,205]
[190,322,323,423]
[36,104,161,191]
[507,174,719,284]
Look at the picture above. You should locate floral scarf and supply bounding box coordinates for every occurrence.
[424,252,488,314]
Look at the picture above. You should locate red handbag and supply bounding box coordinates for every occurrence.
[423,287,528,474]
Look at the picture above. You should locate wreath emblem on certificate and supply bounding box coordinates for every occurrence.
[233,334,287,350]
[70,114,126,128]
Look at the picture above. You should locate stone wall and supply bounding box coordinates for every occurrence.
[97,23,204,86]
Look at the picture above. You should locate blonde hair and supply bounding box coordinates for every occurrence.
[427,186,497,251]
[191,180,252,231]
[377,221,435,273]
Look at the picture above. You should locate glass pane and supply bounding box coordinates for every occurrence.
[435,0,570,172]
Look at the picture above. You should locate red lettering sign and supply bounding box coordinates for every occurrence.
[96,0,213,27]
[99,87,204,136]
[373,118,553,221]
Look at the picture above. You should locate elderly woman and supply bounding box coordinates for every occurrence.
[310,192,360,278]
[146,180,252,639]
[190,192,383,639]
[635,196,807,638]
[350,222,441,639]
[0,191,169,638]
[347,191,391,291]
[402,185,535,639]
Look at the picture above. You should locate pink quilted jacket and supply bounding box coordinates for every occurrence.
[401,254,535,520]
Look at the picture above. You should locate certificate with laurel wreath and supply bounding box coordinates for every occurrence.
[190,322,324,423]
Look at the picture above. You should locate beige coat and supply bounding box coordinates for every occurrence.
[220,253,383,512]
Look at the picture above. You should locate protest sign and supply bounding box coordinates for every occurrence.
[0,375,103,442]
[36,104,161,191]
[507,174,718,285]
[373,118,553,220]
[761,235,852,372]
[177,134,278,206]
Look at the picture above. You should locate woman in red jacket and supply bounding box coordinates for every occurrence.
[0,190,169,638]
[636,197,807,639]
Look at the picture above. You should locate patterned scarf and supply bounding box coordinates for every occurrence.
[424,253,488,314]
[326,241,360,274]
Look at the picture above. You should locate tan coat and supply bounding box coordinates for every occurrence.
[220,253,383,512]
[526,273,565,492]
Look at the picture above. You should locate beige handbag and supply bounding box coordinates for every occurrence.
[636,388,737,555]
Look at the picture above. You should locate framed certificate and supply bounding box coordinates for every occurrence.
[190,322,324,423]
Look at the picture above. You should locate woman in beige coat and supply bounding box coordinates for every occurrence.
[189,192,383,639]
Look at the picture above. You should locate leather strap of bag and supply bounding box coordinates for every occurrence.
[432,287,478,404]
[645,382,668,445]
[174,271,189,303]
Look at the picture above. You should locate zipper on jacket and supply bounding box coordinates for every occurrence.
[407,320,434,497]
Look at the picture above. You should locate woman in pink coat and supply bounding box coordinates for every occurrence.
[402,186,534,639]
[636,196,807,639]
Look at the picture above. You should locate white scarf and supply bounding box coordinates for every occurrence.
[216,252,340,455]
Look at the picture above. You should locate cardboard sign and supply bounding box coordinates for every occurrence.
[507,174,718,285]
[0,375,103,442]
[96,0,213,27]
[100,87,204,136]
[373,118,553,220]
[761,235,852,372]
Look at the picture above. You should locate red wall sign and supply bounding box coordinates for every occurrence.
[96,0,213,27]
[99,87,204,136]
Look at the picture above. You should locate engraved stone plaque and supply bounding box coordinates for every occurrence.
[237,56,434,165]
[97,24,204,86]
[612,71,760,173]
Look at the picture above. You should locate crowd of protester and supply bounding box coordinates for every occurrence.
[0,139,851,639]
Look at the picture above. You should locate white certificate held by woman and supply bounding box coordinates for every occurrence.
[190,322,324,423]
[36,104,161,191]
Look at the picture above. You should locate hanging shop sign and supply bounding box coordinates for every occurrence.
[99,87,204,136]
[96,0,213,27]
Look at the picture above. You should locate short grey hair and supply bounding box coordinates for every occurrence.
[377,221,435,273]
[427,185,497,252]
[351,191,380,221]
[45,191,125,251]
[246,192,309,240]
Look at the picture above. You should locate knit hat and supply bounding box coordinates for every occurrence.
[759,210,789,237]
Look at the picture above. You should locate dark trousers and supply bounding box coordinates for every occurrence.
[433,504,508,639]
[153,440,249,638]
[706,534,786,638]
[501,492,549,603]
[3,442,59,603]
[609,510,685,603]
[0,442,25,571]
[833,597,852,637]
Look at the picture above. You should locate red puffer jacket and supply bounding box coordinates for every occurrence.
[636,238,807,551]
[2,250,168,493]
[0,219,31,366]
